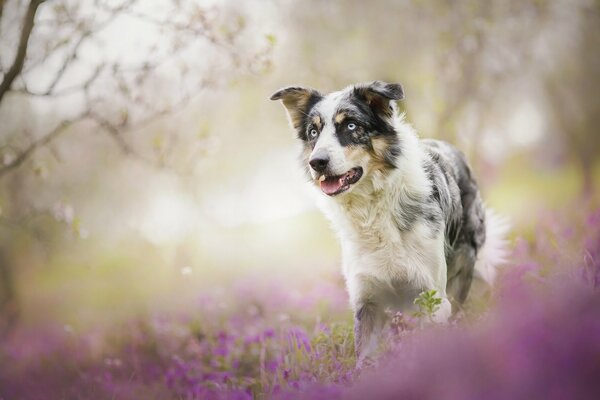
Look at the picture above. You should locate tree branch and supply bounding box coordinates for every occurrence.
[0,0,4,69]
[88,112,135,155]
[43,30,92,95]
[17,63,105,98]
[0,113,88,178]
[0,0,259,179]
[0,0,45,103]
[0,0,6,27]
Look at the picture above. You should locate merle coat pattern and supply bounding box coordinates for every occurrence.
[271,81,502,364]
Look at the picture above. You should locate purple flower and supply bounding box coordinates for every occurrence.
[263,328,275,339]
[286,327,311,352]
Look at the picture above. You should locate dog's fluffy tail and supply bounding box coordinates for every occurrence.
[474,209,510,285]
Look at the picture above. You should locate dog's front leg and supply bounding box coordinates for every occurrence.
[432,296,452,322]
[354,300,385,367]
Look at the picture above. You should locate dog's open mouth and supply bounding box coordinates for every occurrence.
[318,167,363,196]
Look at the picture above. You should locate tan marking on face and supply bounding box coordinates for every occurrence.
[371,137,388,158]
[343,146,370,167]
[369,136,395,172]
[334,112,346,124]
[312,115,322,129]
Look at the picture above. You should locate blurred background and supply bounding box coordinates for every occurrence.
[0,0,598,337]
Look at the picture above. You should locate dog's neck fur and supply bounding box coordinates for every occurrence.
[318,115,432,242]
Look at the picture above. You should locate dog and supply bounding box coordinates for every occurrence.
[270,81,507,364]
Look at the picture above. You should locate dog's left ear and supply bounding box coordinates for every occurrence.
[270,86,323,130]
[353,81,404,118]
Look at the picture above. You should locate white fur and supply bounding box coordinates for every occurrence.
[314,116,451,320]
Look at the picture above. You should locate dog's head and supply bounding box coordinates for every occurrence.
[270,81,404,196]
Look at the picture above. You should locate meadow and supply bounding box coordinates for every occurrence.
[1,1,600,399]
[1,201,598,399]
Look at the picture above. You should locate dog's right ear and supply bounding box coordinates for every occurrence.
[270,86,322,130]
[353,81,404,119]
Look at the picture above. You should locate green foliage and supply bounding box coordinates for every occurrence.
[265,34,277,46]
[413,289,443,320]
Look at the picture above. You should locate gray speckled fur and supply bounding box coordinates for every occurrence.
[421,139,486,303]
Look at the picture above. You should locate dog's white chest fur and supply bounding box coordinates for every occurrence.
[317,170,448,310]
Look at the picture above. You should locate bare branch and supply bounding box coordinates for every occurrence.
[18,63,105,97]
[88,112,135,155]
[0,0,46,103]
[37,1,136,96]
[89,111,173,169]
[0,0,260,179]
[43,31,91,95]
[0,75,204,178]
[0,113,88,178]
[20,0,138,93]
[119,8,221,46]
[23,29,81,74]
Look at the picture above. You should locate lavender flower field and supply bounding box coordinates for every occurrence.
[1,204,599,400]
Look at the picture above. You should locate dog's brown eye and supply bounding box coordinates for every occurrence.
[347,122,357,131]
[309,129,318,139]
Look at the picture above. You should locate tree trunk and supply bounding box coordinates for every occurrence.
[0,248,18,338]
[0,0,45,103]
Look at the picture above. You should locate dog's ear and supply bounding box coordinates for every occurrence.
[353,81,404,118]
[270,86,323,130]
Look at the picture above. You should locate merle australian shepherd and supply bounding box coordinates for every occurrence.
[270,81,507,365]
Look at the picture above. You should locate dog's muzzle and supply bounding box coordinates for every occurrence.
[317,167,363,196]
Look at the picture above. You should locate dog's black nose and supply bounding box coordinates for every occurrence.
[309,152,329,173]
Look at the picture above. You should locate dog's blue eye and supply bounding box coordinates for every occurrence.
[309,129,318,139]
[347,123,357,131]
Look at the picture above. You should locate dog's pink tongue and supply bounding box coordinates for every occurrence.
[320,177,343,195]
